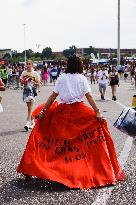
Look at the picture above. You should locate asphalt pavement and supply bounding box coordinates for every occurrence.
[0,78,136,205]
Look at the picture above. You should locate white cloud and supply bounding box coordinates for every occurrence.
[0,0,136,51]
[19,0,36,7]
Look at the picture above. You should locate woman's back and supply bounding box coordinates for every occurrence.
[54,73,91,104]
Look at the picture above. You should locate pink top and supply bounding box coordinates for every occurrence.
[42,71,48,80]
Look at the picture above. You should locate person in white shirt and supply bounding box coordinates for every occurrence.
[38,55,103,119]
[97,66,108,100]
[17,55,126,189]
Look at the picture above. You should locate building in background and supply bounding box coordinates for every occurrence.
[52,51,63,58]
[0,49,12,59]
[76,47,136,58]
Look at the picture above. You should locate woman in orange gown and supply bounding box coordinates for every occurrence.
[17,55,125,189]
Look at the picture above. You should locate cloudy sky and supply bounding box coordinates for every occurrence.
[0,0,136,52]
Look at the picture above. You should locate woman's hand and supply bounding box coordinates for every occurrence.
[35,109,46,120]
[96,110,103,120]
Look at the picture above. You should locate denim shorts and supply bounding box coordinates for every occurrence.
[23,86,36,103]
[99,83,106,92]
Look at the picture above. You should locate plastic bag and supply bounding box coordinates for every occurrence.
[114,107,136,136]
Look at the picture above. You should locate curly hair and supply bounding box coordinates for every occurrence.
[65,55,83,74]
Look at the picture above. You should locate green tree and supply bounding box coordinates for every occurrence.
[42,47,52,59]
[100,53,106,59]
[113,52,117,58]
[83,46,97,57]
[34,52,42,59]
[12,51,24,62]
[63,45,77,58]
[3,53,12,62]
[23,49,34,59]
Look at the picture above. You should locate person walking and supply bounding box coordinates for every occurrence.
[124,66,129,82]
[0,66,8,87]
[20,60,40,131]
[109,66,119,101]
[97,66,108,100]
[90,66,96,84]
[17,55,125,189]
[0,77,5,112]
[47,65,53,83]
[51,65,58,85]
[41,66,49,86]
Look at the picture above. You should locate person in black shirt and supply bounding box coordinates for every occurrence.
[109,66,119,101]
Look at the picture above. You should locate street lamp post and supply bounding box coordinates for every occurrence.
[23,24,27,65]
[117,0,120,66]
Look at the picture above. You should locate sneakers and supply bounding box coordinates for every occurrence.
[101,95,105,100]
[29,119,35,129]
[24,120,35,131]
[24,121,31,131]
[112,96,117,101]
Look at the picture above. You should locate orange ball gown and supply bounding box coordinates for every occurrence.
[17,101,126,189]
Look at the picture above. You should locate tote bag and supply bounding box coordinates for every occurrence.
[114,107,136,136]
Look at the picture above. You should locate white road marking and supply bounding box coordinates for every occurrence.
[118,137,133,169]
[91,137,133,205]
[91,98,133,205]
[106,97,125,108]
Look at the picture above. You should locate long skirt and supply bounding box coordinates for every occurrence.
[17,101,126,189]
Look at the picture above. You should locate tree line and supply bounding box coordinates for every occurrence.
[2,45,99,62]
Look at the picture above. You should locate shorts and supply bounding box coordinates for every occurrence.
[52,76,57,81]
[23,86,36,103]
[118,70,123,74]
[23,96,35,103]
[124,73,128,78]
[110,81,119,86]
[99,83,106,92]
[110,78,119,86]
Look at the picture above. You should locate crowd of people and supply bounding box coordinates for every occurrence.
[0,59,136,122]
[0,61,136,89]
[0,62,65,89]
[0,56,136,190]
[0,59,136,116]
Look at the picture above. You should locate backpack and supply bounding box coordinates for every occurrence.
[51,69,58,77]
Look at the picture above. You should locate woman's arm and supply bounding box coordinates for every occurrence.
[108,73,111,81]
[36,92,58,119]
[43,92,58,110]
[85,92,103,118]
